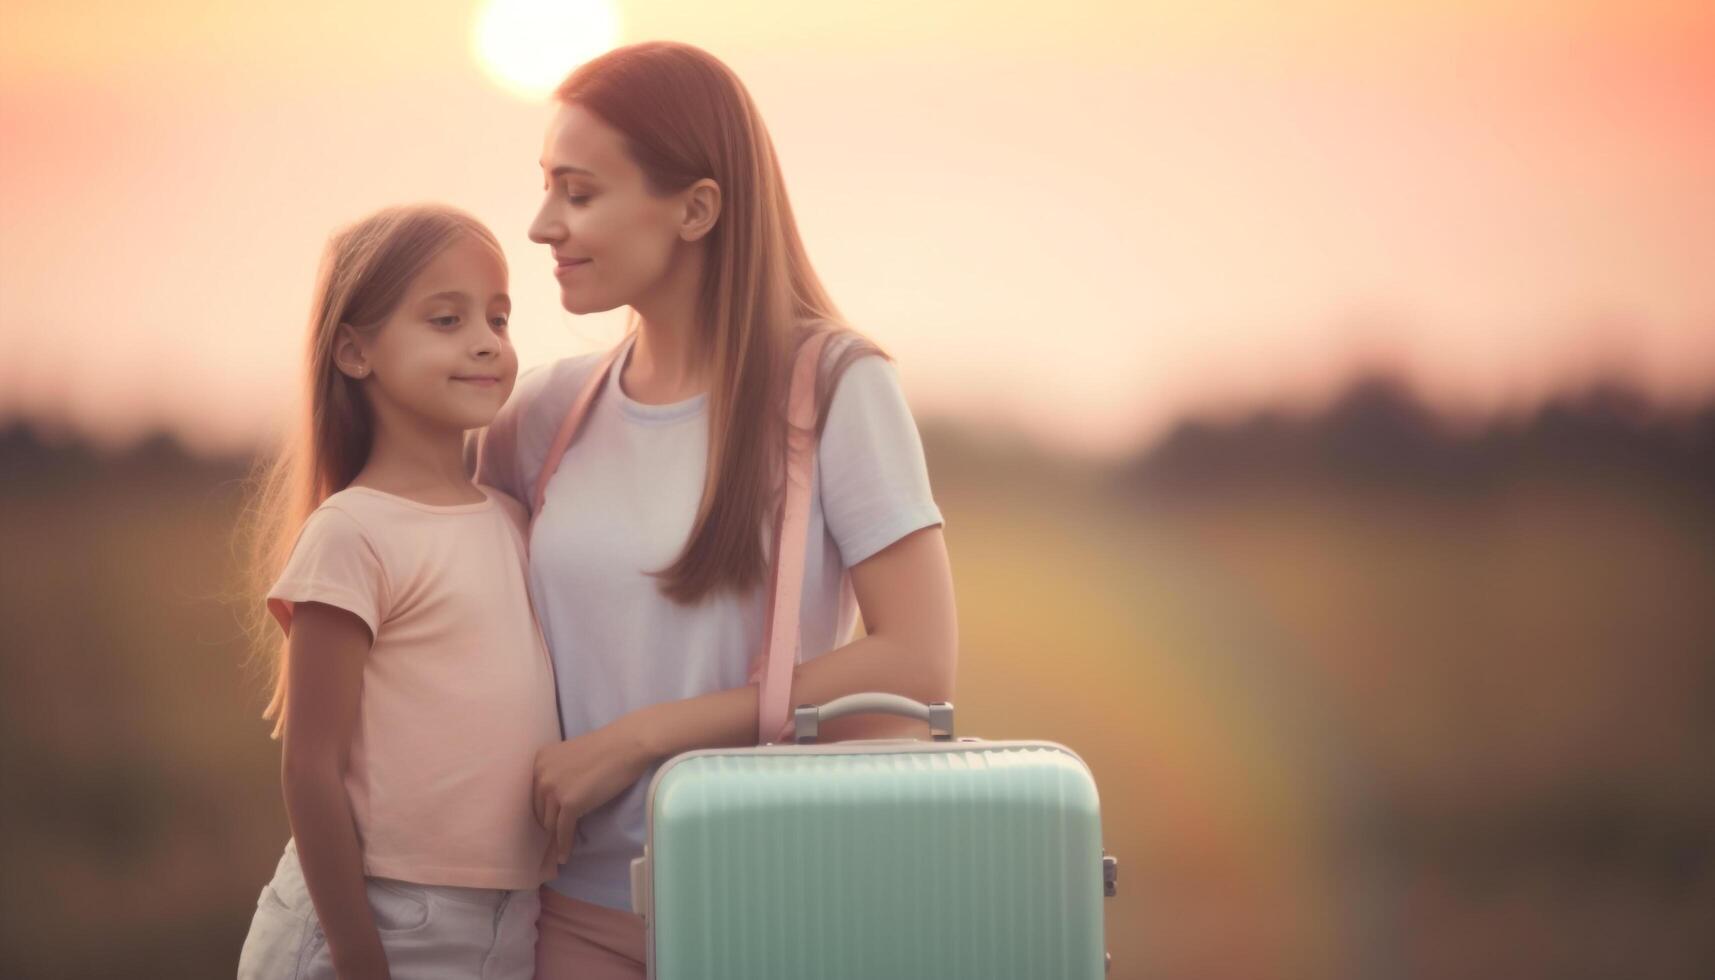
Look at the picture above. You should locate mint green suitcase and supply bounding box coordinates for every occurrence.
[629,693,1118,978]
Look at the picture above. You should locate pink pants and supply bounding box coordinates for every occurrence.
[533,885,647,980]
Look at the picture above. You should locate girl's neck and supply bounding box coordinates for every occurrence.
[626,247,709,405]
[349,411,482,506]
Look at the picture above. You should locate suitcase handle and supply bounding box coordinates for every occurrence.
[792,693,954,743]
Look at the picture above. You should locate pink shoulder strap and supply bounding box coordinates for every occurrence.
[756,330,833,744]
[528,331,832,746]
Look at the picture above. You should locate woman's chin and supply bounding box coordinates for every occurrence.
[558,287,623,317]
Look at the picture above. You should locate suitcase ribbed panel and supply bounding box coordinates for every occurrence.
[647,744,1105,979]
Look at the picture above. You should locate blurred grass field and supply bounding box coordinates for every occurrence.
[3,380,1712,978]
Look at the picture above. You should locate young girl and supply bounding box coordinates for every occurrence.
[237,204,561,980]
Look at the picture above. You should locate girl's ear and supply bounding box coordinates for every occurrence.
[679,178,721,243]
[333,324,371,380]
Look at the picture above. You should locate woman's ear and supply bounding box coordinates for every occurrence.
[679,178,721,243]
[333,324,371,380]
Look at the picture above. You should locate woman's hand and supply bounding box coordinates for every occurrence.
[533,716,657,864]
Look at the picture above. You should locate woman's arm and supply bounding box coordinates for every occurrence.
[657,523,956,751]
[281,602,390,980]
[531,524,957,860]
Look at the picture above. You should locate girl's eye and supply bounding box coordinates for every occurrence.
[430,315,460,329]
[566,190,591,206]
[490,315,510,330]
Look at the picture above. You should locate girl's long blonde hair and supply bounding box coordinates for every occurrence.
[558,41,887,604]
[241,204,504,737]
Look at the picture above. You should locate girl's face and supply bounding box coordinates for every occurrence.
[338,235,517,432]
[529,103,706,314]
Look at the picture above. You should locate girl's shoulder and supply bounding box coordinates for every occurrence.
[272,496,385,589]
[289,491,394,555]
[301,492,374,535]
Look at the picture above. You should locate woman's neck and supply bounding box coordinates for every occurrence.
[626,246,709,405]
[350,409,482,505]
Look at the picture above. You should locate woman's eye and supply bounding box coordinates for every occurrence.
[429,315,460,328]
[567,192,591,206]
[490,315,510,330]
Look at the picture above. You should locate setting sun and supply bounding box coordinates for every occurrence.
[473,0,622,100]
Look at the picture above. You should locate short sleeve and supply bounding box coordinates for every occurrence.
[817,352,946,567]
[266,506,386,640]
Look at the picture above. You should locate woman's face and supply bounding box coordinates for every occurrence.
[529,103,691,315]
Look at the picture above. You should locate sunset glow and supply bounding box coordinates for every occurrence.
[1,1,1712,457]
[473,0,622,100]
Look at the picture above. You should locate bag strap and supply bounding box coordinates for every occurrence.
[527,331,833,746]
[756,330,832,744]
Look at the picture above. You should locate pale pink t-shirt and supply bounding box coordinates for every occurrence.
[267,484,561,890]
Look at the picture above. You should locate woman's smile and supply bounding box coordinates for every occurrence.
[554,255,592,278]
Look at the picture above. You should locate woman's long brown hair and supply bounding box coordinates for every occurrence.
[558,41,887,605]
[240,204,504,737]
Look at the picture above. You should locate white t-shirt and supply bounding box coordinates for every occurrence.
[476,331,945,911]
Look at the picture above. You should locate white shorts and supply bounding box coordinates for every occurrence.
[236,839,539,980]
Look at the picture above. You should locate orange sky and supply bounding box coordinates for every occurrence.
[2,0,1712,457]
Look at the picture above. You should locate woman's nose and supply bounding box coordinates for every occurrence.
[529,198,562,245]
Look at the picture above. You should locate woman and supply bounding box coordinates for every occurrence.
[475,41,957,979]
